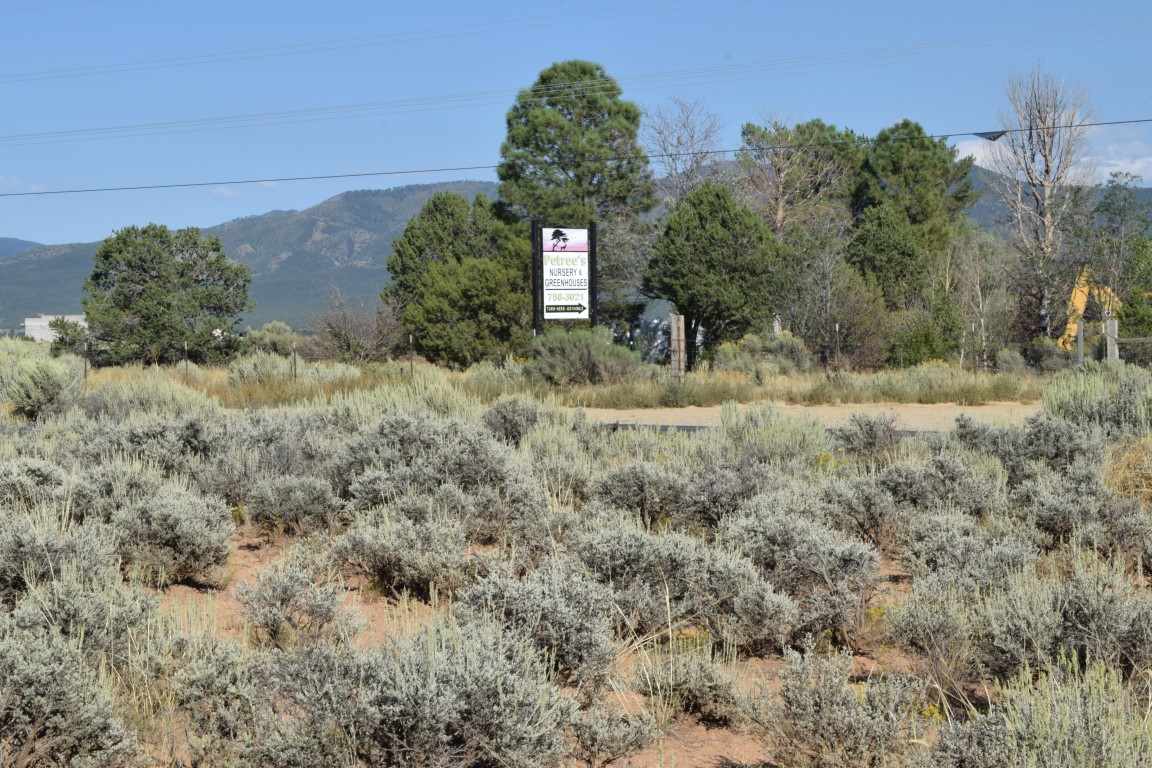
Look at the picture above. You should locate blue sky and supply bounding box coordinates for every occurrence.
[1,0,1149,244]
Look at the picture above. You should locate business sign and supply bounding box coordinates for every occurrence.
[532,224,597,329]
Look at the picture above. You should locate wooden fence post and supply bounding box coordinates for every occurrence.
[1105,317,1120,363]
[669,314,686,377]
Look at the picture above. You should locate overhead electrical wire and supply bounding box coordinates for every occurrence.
[3,117,1149,199]
[0,17,548,86]
[0,41,984,147]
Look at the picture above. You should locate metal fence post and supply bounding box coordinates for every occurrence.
[1106,317,1120,363]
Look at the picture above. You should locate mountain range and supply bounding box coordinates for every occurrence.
[1,170,1148,332]
[0,180,497,332]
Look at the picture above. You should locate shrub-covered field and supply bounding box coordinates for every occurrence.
[1,340,1149,767]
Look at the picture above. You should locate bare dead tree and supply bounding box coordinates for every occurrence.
[596,214,657,334]
[1089,171,1151,300]
[643,98,722,206]
[783,202,853,348]
[308,289,402,362]
[990,70,1092,339]
[952,226,1016,369]
[737,120,849,236]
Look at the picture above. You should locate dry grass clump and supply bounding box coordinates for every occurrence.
[1106,435,1152,508]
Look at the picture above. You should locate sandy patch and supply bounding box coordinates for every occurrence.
[580,401,1040,432]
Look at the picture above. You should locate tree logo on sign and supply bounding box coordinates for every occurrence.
[550,229,569,251]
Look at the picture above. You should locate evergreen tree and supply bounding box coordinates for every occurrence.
[83,225,249,365]
[644,184,788,369]
[387,193,530,367]
[498,60,655,224]
[848,119,974,310]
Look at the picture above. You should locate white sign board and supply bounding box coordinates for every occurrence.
[541,227,590,320]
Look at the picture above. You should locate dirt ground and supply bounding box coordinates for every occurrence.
[153,529,922,768]
[580,400,1041,432]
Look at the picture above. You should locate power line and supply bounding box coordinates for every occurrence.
[0,18,547,86]
[3,117,1149,199]
[0,41,983,147]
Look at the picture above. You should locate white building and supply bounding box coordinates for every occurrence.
[22,314,87,343]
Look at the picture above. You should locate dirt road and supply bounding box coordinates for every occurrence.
[580,401,1041,432]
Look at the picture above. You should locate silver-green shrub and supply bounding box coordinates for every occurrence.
[1042,363,1152,436]
[831,412,902,455]
[78,371,218,420]
[2,355,82,419]
[933,660,1152,768]
[1009,463,1152,560]
[482,394,542,446]
[242,621,572,768]
[888,573,978,695]
[170,637,257,764]
[459,557,617,689]
[971,570,1061,678]
[713,330,813,376]
[334,508,470,599]
[0,457,67,509]
[0,509,118,607]
[569,705,657,768]
[954,412,1105,486]
[69,458,167,524]
[524,327,642,386]
[10,569,158,669]
[246,475,341,534]
[895,557,1152,682]
[237,544,358,648]
[714,403,830,466]
[879,453,995,517]
[64,413,223,475]
[192,410,353,504]
[900,513,1038,589]
[571,522,796,652]
[0,623,135,767]
[113,485,234,586]
[634,651,742,727]
[1058,556,1152,675]
[718,499,879,639]
[677,461,763,529]
[337,412,549,546]
[820,475,903,550]
[590,462,688,530]
[760,641,924,768]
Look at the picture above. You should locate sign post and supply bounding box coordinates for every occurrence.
[533,223,597,332]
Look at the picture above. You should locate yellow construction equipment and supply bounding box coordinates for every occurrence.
[1057,266,1122,352]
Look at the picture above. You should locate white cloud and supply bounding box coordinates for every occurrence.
[953,138,999,169]
[1080,137,1152,183]
[954,131,1152,186]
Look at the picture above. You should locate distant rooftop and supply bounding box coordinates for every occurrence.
[22,313,86,342]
